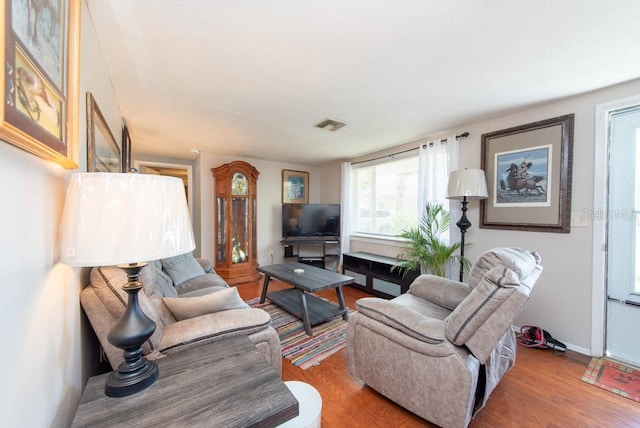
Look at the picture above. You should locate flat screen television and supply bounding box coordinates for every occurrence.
[282,204,340,238]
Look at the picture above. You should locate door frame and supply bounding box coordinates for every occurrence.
[592,94,640,356]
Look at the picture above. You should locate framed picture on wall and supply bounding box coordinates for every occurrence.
[121,123,131,173]
[86,92,120,172]
[282,169,309,204]
[480,114,574,233]
[0,0,81,168]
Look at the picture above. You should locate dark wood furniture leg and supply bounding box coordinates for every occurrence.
[260,274,271,303]
[296,290,313,335]
[335,285,348,321]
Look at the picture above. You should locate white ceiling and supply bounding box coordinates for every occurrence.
[86,0,640,166]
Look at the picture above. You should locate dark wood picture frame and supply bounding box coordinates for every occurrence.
[121,123,131,173]
[480,114,574,233]
[86,92,120,172]
[282,169,309,204]
[0,0,81,169]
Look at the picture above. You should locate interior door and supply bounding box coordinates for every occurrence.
[606,105,640,366]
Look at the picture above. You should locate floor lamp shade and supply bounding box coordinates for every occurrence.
[58,173,195,266]
[446,169,489,201]
[58,172,195,397]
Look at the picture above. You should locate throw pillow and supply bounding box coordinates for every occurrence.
[162,287,249,321]
[161,253,205,285]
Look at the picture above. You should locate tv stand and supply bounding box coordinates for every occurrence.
[281,237,340,271]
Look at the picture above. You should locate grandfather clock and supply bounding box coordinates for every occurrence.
[212,161,261,285]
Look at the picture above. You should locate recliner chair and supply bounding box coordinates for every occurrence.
[347,247,542,428]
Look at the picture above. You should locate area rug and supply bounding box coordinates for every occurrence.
[581,357,640,402]
[247,297,351,369]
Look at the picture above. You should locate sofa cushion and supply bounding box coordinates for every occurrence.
[163,287,249,321]
[161,253,206,285]
[174,272,229,297]
[445,266,518,345]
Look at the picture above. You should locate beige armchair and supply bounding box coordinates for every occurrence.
[347,247,542,428]
[81,257,282,376]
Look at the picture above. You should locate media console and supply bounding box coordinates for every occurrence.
[342,252,419,299]
[281,237,340,271]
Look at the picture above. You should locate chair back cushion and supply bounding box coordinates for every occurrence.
[445,266,530,363]
[467,247,541,289]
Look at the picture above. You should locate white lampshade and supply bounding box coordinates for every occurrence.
[446,169,489,200]
[58,173,195,267]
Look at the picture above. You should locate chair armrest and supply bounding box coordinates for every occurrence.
[408,275,472,310]
[355,297,445,344]
[158,308,271,351]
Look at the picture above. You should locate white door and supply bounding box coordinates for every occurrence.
[606,105,640,366]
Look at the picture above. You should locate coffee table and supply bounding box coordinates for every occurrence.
[258,262,354,335]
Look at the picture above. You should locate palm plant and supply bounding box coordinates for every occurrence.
[393,202,471,278]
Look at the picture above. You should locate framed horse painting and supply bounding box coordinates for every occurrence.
[480,114,574,233]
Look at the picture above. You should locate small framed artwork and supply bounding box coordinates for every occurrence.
[86,92,120,172]
[121,123,131,173]
[282,169,309,204]
[0,0,81,168]
[480,114,574,233]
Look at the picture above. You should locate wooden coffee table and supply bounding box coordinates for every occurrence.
[258,262,354,335]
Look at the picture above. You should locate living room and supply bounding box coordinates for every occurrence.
[2,1,640,426]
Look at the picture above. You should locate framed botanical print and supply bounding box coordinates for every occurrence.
[0,0,81,168]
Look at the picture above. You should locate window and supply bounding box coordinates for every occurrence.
[351,155,419,237]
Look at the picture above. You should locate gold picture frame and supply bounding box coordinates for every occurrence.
[480,114,574,233]
[282,169,309,204]
[0,0,81,169]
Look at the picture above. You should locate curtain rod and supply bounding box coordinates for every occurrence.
[352,132,469,165]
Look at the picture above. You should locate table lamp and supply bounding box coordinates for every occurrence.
[58,173,195,397]
[446,169,488,282]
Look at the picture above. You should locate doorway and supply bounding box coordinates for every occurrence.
[133,161,193,214]
[593,97,640,367]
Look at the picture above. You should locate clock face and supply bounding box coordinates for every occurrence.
[231,172,248,195]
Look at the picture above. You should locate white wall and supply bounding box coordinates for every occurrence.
[347,78,640,354]
[0,3,123,425]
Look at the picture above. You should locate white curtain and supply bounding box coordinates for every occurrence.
[417,135,459,245]
[340,162,352,266]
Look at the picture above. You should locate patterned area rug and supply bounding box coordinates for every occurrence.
[247,296,351,369]
[581,357,640,402]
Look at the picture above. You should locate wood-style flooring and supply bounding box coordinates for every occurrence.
[236,279,640,427]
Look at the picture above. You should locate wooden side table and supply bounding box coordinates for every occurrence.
[72,335,298,427]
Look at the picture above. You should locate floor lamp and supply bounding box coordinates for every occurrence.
[58,173,195,397]
[446,169,488,282]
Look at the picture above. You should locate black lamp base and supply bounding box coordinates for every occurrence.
[105,262,159,397]
[105,358,159,397]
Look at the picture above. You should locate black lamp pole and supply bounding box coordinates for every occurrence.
[456,196,471,282]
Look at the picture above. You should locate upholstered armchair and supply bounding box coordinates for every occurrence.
[347,247,542,428]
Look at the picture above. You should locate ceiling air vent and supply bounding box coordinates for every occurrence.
[315,118,346,132]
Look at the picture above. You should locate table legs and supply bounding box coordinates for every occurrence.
[296,290,313,335]
[335,286,348,321]
[259,274,271,303]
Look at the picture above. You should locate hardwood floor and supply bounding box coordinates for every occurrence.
[237,279,640,427]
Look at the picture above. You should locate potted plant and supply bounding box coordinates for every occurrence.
[393,202,470,278]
